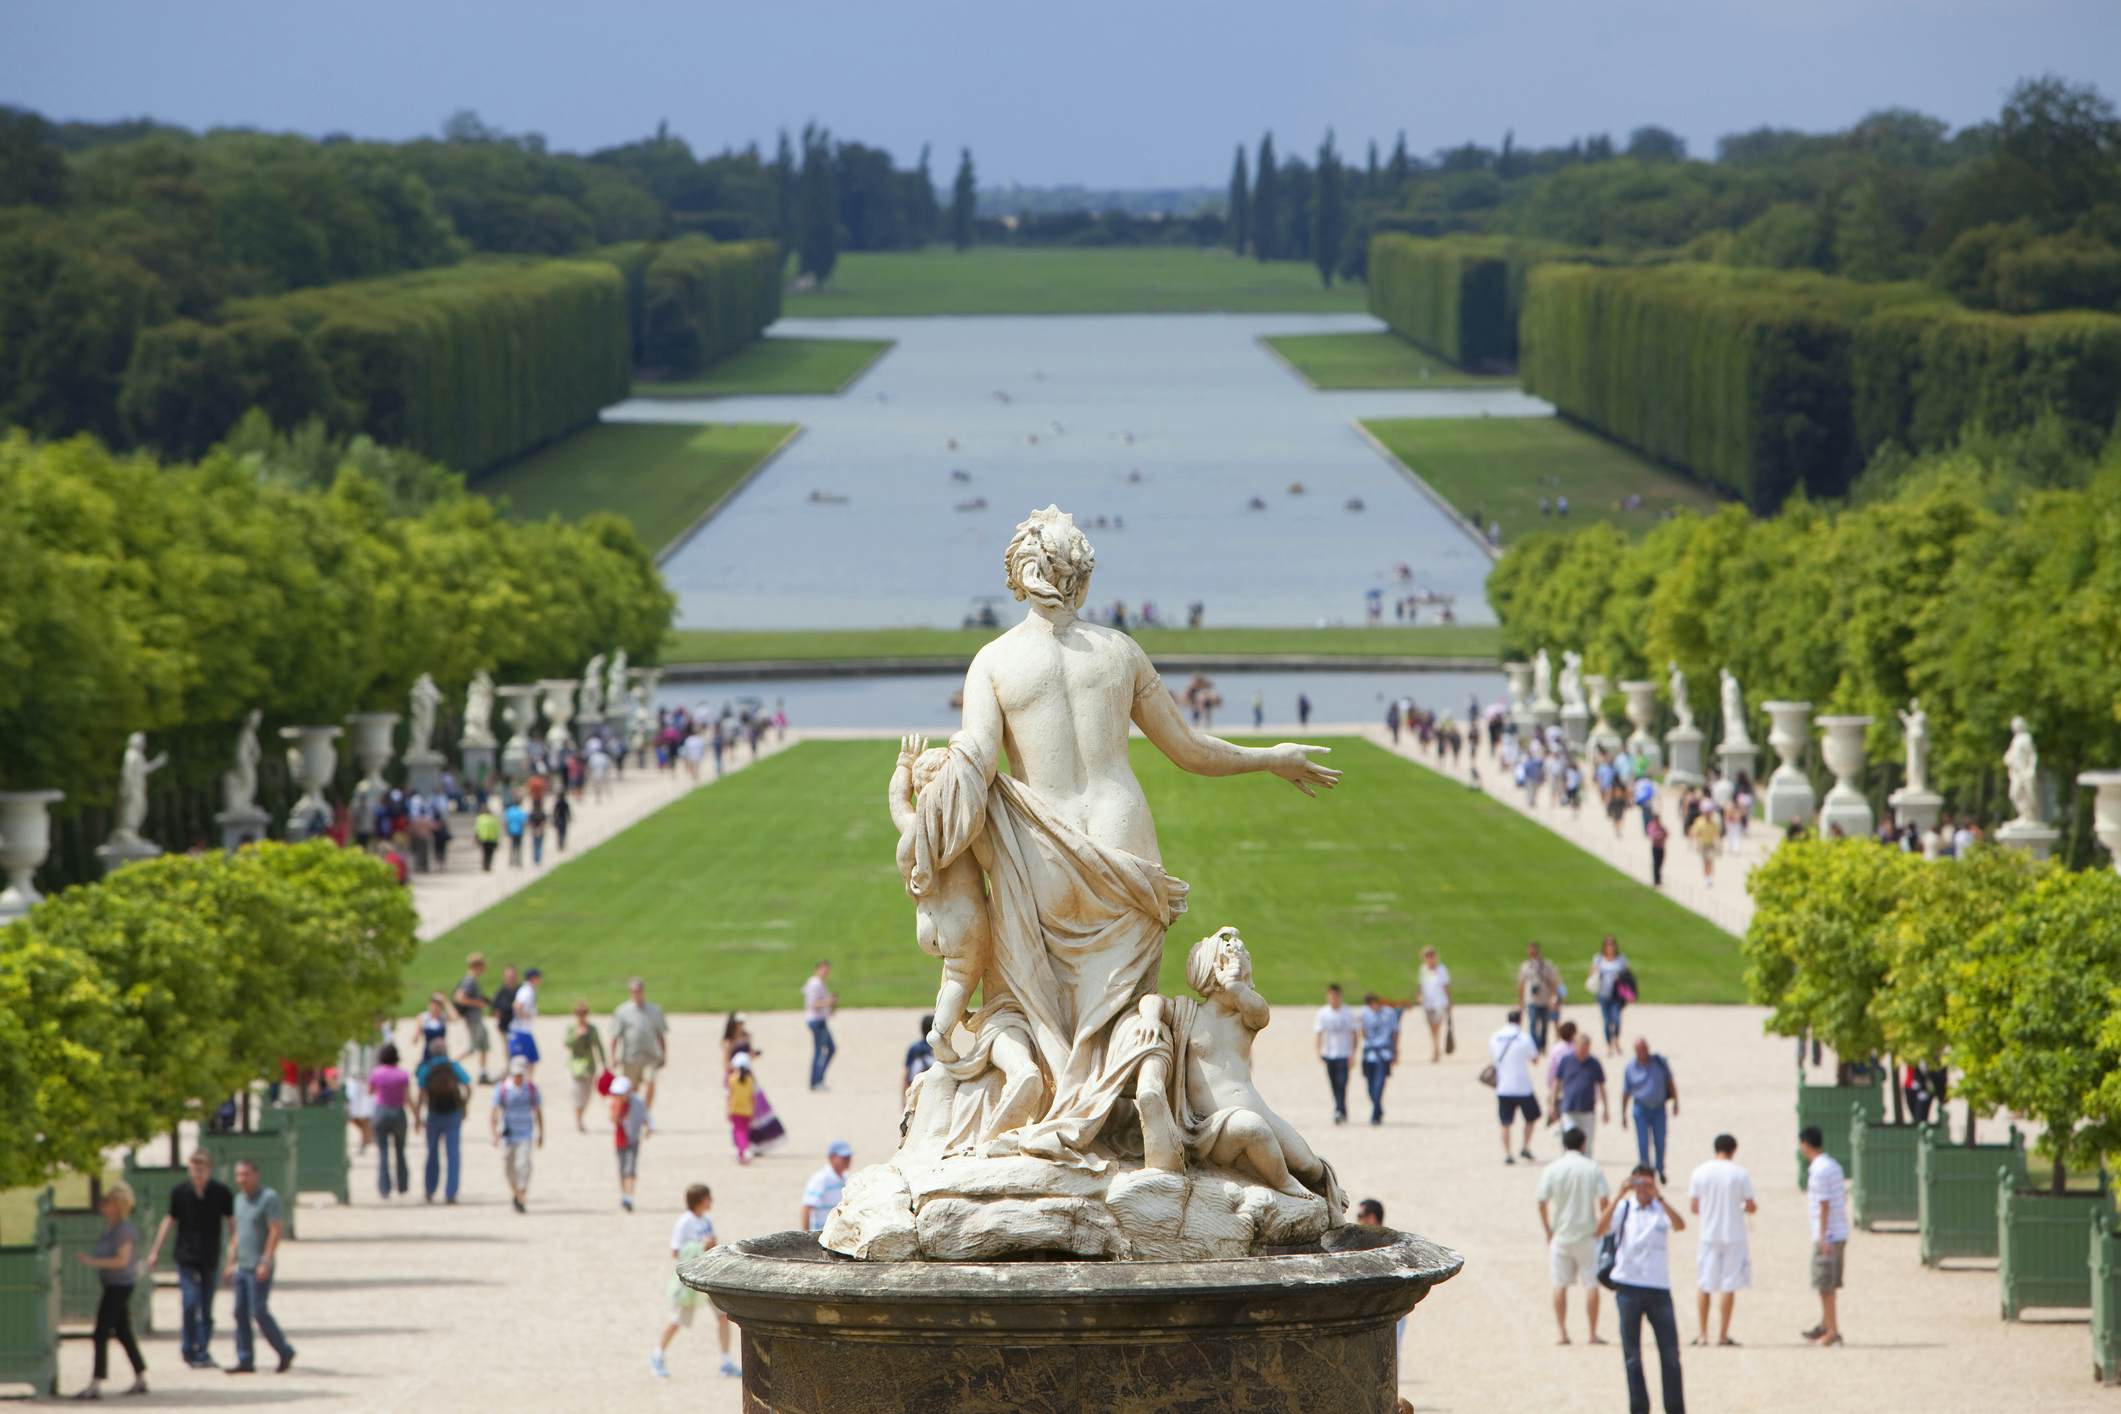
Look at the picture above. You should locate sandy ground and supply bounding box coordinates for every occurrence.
[51,1004,2106,1411]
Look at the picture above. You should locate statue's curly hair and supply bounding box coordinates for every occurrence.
[1187,925,1244,998]
[1003,505,1095,610]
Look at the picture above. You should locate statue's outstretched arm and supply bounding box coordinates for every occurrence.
[1130,661,1341,796]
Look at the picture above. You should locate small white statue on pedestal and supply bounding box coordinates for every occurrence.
[1559,652,1586,712]
[2005,716,2041,825]
[1668,660,1694,732]
[606,650,630,717]
[110,732,168,849]
[1898,699,1930,795]
[579,654,607,725]
[407,674,443,756]
[1532,649,1554,708]
[461,671,497,748]
[1718,668,1750,748]
[221,711,263,816]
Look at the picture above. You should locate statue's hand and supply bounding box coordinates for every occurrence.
[898,733,928,766]
[1267,744,1340,797]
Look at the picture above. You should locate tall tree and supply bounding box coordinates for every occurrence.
[1227,144,1249,254]
[797,124,839,284]
[950,148,976,251]
[1251,132,1278,260]
[1312,131,1344,287]
[913,143,940,245]
[1364,139,1380,199]
[1387,131,1410,190]
[771,129,797,244]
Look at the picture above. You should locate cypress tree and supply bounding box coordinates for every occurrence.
[1251,133,1278,261]
[772,129,797,243]
[1228,144,1249,254]
[950,149,977,251]
[1313,131,1344,288]
[915,143,940,245]
[798,124,839,285]
[1365,139,1380,198]
[1387,131,1410,190]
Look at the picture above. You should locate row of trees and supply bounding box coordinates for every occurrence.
[1486,444,2121,866]
[1745,840,2121,1191]
[0,843,418,1188]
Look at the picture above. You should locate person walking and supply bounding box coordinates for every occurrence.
[1313,983,1359,1125]
[800,1142,854,1233]
[1589,936,1632,1058]
[551,790,572,853]
[503,797,527,867]
[1598,1165,1687,1414]
[651,1183,740,1380]
[367,1042,412,1198]
[144,1149,234,1369]
[490,963,521,1064]
[1688,1134,1758,1346]
[727,1052,758,1164]
[565,999,607,1132]
[224,1159,294,1375]
[1358,992,1401,1126]
[722,1014,786,1152]
[902,1014,937,1103]
[491,1055,544,1214]
[71,1181,148,1398]
[474,798,501,872]
[1646,813,1669,887]
[1622,1039,1681,1183]
[610,977,670,1110]
[528,796,549,866]
[1417,945,1453,1062]
[509,967,543,1074]
[1517,941,1563,1050]
[1799,1126,1849,1346]
[1489,1009,1542,1165]
[453,953,494,1083]
[610,1075,651,1212]
[412,1046,472,1204]
[1555,1030,1611,1156]
[803,961,838,1090]
[1536,1127,1609,1346]
[1688,805,1721,887]
[416,992,453,1063]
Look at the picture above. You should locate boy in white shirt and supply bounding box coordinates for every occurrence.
[1800,1125,1850,1346]
[1688,1133,1758,1346]
[651,1183,738,1380]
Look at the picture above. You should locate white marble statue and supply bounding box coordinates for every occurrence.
[461,671,497,748]
[220,711,263,815]
[606,650,629,717]
[1531,648,1554,707]
[579,654,607,725]
[826,506,1345,1263]
[2005,716,2041,825]
[407,674,443,756]
[111,732,168,847]
[1559,651,1586,712]
[1668,659,1694,732]
[1718,667,1750,747]
[1898,698,1930,795]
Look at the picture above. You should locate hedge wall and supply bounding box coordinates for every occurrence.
[1367,234,1605,370]
[633,237,784,376]
[122,257,632,474]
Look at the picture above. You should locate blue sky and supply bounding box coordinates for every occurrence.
[6,1,2118,185]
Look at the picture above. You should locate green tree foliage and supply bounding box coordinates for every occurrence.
[951,149,977,252]
[0,212,169,443]
[798,125,840,285]
[1875,847,2048,1069]
[632,237,784,375]
[1742,838,1921,1059]
[1227,145,1249,255]
[0,105,69,206]
[1312,132,1345,288]
[1251,134,1278,261]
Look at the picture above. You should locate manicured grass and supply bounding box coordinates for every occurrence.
[786,247,1367,317]
[1262,332,1517,390]
[661,624,1504,665]
[477,421,798,555]
[409,738,1737,1011]
[632,336,894,398]
[1362,416,1726,546]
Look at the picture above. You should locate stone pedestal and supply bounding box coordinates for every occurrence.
[402,749,446,796]
[2080,771,2121,874]
[1717,742,1760,786]
[1620,680,1660,765]
[1888,787,1944,836]
[214,806,271,853]
[459,745,496,794]
[1817,715,1875,839]
[1998,820,2062,861]
[1762,701,1816,827]
[1560,703,1590,752]
[1665,725,1706,787]
[94,837,162,876]
[1530,699,1560,734]
[688,1226,1460,1414]
[1503,660,1533,733]
[0,789,65,923]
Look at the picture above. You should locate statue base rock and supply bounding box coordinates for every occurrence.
[689,1225,1460,1414]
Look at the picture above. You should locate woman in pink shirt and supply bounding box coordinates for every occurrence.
[368,1042,413,1198]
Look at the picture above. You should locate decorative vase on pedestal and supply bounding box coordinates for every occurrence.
[1762,702,1816,827]
[538,679,579,754]
[2080,771,2121,875]
[1619,681,1660,764]
[1584,674,1621,754]
[1664,726,1706,787]
[498,685,541,780]
[280,726,343,842]
[0,789,64,923]
[346,711,399,837]
[1816,715,1875,839]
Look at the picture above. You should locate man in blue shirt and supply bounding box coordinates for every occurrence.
[503,801,528,868]
[1358,993,1402,1126]
[1621,1037,1681,1183]
[1552,1031,1610,1156]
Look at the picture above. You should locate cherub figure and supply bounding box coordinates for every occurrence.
[889,734,992,1063]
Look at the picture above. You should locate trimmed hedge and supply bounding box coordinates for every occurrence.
[1367,234,1605,370]
[634,237,784,376]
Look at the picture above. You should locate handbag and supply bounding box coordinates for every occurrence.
[1445,1018,1456,1055]
[1596,1198,1633,1290]
[1477,1063,1497,1087]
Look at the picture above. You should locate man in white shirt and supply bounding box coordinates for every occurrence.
[1489,1009,1542,1164]
[1536,1127,1609,1344]
[803,960,837,1091]
[800,1141,853,1232]
[1687,1133,1758,1346]
[1598,1165,1688,1414]
[1313,983,1359,1125]
[508,968,542,1074]
[1800,1125,1849,1346]
[610,977,670,1109]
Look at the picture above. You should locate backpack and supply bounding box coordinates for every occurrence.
[425,1062,464,1114]
[1596,1197,1632,1290]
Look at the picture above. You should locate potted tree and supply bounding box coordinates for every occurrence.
[1949,868,2121,1311]
[0,1193,60,1397]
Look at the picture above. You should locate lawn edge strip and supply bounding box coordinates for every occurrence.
[1353,418,1499,563]
[651,423,806,567]
[628,337,897,400]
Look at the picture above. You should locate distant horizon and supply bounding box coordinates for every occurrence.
[5,1,2118,187]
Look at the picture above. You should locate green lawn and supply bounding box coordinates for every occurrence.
[476,421,798,555]
[1361,416,1725,546]
[409,738,1736,1011]
[661,624,1503,664]
[1263,332,1517,390]
[785,247,1367,317]
[632,336,894,398]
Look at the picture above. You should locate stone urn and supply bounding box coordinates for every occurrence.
[1619,680,1659,763]
[0,789,65,923]
[346,711,399,793]
[280,725,343,842]
[1816,715,1875,839]
[537,679,579,754]
[498,684,542,780]
[2080,771,2121,874]
[1585,672,1622,754]
[1762,701,1816,827]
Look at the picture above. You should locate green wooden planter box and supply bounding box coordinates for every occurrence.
[44,1203,154,1332]
[2094,1212,2121,1385]
[1795,1078,1883,1187]
[0,1197,59,1398]
[259,1098,351,1204]
[1918,1124,2026,1266]
[1852,1119,1937,1230]
[1998,1170,2111,1320]
[119,1157,194,1276]
[206,1127,301,1239]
